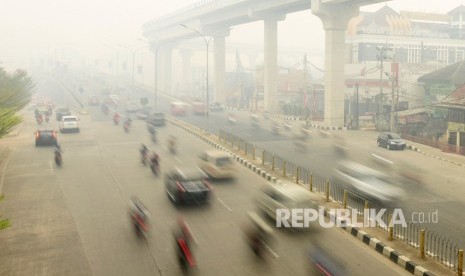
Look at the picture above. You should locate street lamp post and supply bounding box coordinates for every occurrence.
[139,39,160,111]
[181,24,213,133]
[118,45,146,101]
[105,45,119,95]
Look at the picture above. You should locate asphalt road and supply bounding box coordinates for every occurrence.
[71,73,465,249]
[0,74,412,276]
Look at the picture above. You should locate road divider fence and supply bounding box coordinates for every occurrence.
[217,128,463,273]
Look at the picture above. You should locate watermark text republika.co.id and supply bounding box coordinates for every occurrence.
[276,208,438,228]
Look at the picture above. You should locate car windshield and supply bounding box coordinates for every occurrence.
[388,133,401,139]
[216,157,232,167]
[64,118,77,122]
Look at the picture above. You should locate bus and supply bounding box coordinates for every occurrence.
[170,101,187,116]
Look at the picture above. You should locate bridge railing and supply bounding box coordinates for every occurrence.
[217,129,463,272]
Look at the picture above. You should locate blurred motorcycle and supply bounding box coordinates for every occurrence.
[168,136,177,154]
[174,218,196,271]
[129,197,150,239]
[246,212,273,258]
[54,147,62,167]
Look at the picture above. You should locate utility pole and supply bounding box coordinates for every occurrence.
[377,46,390,129]
[303,54,307,119]
[389,61,398,132]
[355,82,359,130]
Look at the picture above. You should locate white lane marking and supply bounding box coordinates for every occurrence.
[217,197,232,212]
[264,243,279,258]
[371,153,394,164]
[175,157,183,164]
[49,160,54,171]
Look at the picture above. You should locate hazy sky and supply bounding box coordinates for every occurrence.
[1,0,464,68]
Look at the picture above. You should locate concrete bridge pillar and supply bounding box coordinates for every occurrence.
[311,0,358,128]
[159,47,172,94]
[213,34,226,104]
[179,49,193,94]
[264,18,279,113]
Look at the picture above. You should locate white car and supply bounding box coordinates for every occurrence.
[198,150,237,180]
[256,183,319,227]
[59,115,80,133]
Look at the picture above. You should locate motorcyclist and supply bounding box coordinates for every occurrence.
[150,152,160,168]
[113,112,120,125]
[168,136,176,153]
[54,144,62,165]
[129,197,150,236]
[36,114,43,124]
[140,144,149,164]
[247,211,273,257]
[102,104,109,115]
[174,217,196,269]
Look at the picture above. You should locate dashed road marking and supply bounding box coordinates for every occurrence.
[217,197,232,212]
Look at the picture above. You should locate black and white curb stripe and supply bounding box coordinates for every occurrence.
[406,144,465,167]
[324,209,436,276]
[171,118,443,275]
[168,119,278,183]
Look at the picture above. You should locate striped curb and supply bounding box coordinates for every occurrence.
[168,119,279,183]
[323,210,436,276]
[406,144,465,167]
[169,118,443,275]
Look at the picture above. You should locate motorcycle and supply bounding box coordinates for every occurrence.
[54,150,62,166]
[168,139,176,155]
[123,122,130,133]
[247,212,273,258]
[151,133,157,144]
[150,160,160,176]
[174,220,196,271]
[140,150,149,165]
[113,114,120,125]
[129,199,150,238]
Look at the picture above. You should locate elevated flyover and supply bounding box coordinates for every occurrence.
[142,0,390,128]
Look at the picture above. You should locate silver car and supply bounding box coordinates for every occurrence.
[334,161,406,207]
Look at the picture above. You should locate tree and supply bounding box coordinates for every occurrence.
[0,68,34,138]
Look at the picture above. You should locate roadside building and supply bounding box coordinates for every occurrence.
[436,84,465,155]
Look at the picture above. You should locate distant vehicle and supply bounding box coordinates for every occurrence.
[377,132,406,150]
[198,150,237,180]
[165,167,212,205]
[256,184,319,225]
[88,95,99,106]
[125,102,139,113]
[170,101,187,116]
[55,107,71,121]
[192,101,206,115]
[209,102,225,112]
[35,129,57,147]
[59,115,80,133]
[146,112,165,126]
[333,160,406,207]
[34,107,49,117]
[108,94,120,102]
[136,106,152,120]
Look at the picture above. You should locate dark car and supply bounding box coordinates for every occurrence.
[146,112,165,126]
[377,132,406,150]
[55,107,71,121]
[210,102,225,111]
[164,167,212,205]
[35,129,57,147]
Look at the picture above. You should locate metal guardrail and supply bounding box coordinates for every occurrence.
[218,129,463,272]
